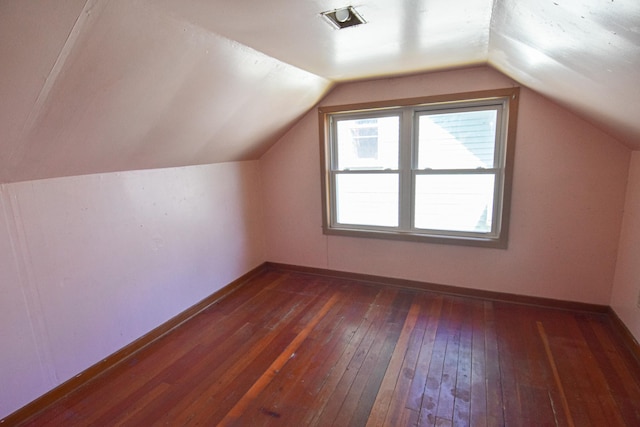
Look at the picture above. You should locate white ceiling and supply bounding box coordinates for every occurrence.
[153,0,493,80]
[1,0,639,183]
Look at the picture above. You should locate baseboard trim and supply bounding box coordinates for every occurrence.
[266,262,609,314]
[607,307,640,365]
[268,262,640,363]
[1,263,267,426]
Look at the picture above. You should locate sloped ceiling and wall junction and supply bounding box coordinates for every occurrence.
[1,0,639,184]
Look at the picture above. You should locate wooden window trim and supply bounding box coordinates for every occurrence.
[318,87,520,249]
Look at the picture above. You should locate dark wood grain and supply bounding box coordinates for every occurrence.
[14,269,640,427]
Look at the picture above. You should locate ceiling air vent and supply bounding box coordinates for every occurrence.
[322,6,366,29]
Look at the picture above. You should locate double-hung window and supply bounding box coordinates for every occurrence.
[319,88,519,248]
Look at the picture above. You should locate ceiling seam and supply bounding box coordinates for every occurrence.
[16,0,107,152]
[486,0,501,64]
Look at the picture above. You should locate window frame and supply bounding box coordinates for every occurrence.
[319,87,520,249]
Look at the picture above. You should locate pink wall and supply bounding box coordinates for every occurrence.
[611,152,640,342]
[0,161,265,419]
[260,67,630,304]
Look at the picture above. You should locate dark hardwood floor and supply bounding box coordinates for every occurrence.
[18,269,640,426]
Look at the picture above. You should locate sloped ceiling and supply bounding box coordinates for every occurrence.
[1,0,638,183]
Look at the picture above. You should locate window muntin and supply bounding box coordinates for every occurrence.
[320,88,519,248]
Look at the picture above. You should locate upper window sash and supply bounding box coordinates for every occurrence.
[330,112,401,172]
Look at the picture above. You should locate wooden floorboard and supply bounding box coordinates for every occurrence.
[16,270,640,427]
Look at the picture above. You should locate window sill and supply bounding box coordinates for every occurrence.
[323,226,508,249]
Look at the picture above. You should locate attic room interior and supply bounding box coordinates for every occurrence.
[2,0,640,425]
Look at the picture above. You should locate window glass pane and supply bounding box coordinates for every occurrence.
[417,110,497,169]
[414,174,495,233]
[336,116,399,170]
[336,174,398,227]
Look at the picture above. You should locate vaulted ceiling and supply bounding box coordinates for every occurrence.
[1,0,638,183]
